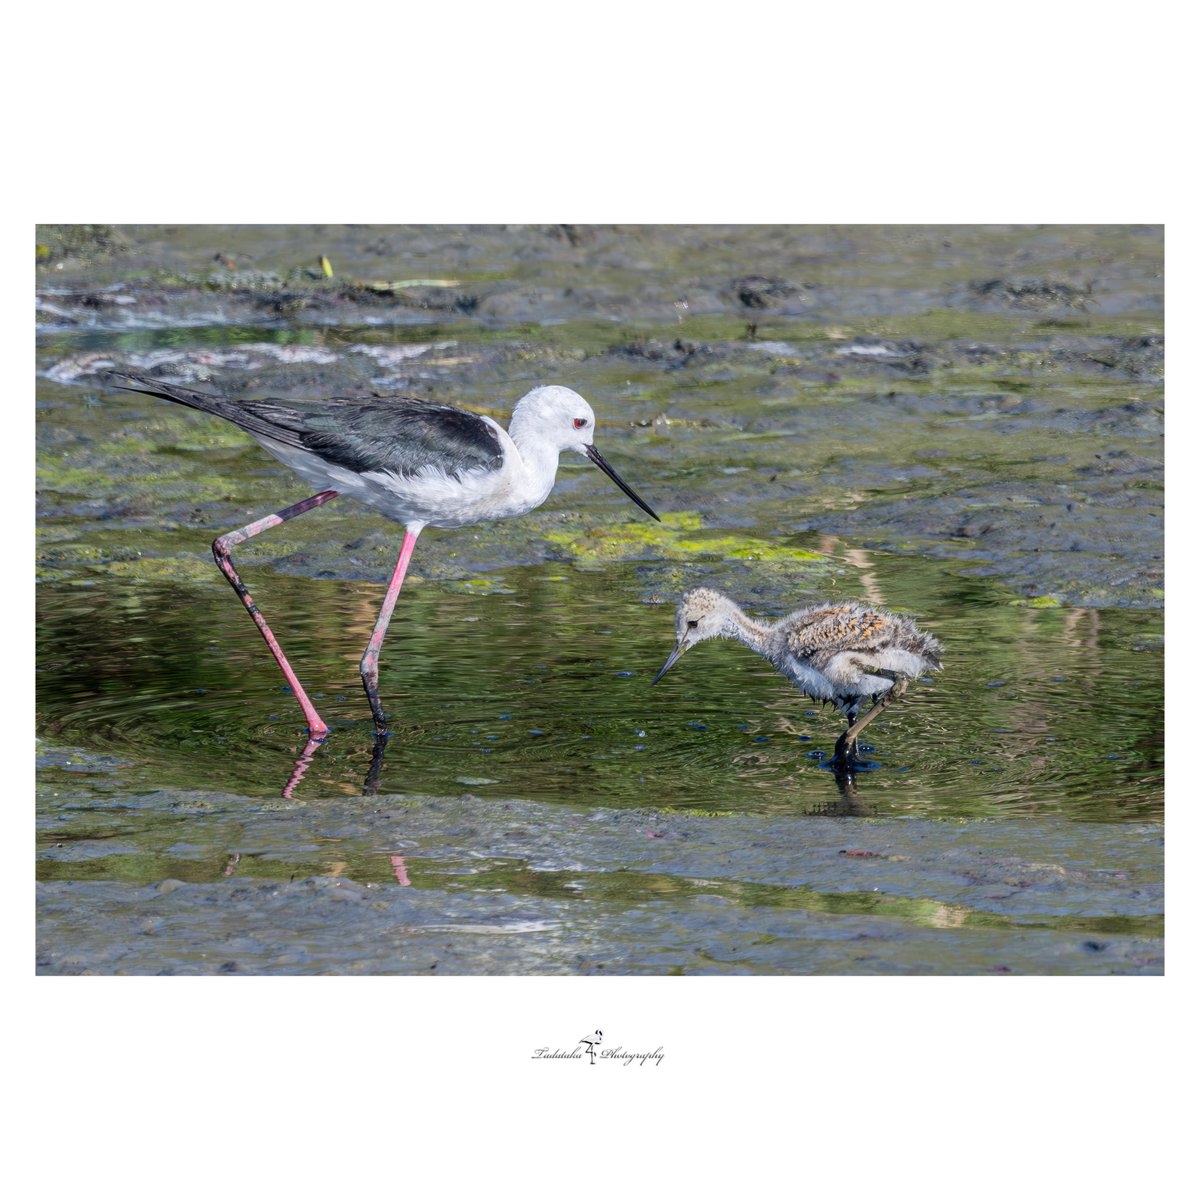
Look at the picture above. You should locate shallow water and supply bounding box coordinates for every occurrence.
[35,224,1164,974]
[37,556,1161,820]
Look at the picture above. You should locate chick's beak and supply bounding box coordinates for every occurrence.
[584,444,660,521]
[652,639,688,685]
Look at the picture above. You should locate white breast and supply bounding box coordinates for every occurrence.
[780,654,896,706]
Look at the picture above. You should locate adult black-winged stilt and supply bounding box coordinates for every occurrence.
[102,371,660,736]
[652,588,941,765]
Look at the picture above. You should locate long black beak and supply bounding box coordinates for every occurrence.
[652,641,686,685]
[584,444,660,521]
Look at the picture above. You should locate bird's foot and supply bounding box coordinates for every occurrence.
[833,732,859,769]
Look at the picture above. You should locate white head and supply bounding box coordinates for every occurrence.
[509,385,598,455]
[509,385,659,521]
[653,588,741,683]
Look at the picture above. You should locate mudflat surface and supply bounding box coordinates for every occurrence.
[36,224,1164,973]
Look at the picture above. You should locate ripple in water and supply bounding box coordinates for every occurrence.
[36,565,1163,820]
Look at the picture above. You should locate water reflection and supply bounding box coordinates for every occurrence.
[290,707,883,814]
[35,556,1163,820]
[389,854,412,886]
[283,733,329,799]
[362,734,390,796]
[805,759,873,817]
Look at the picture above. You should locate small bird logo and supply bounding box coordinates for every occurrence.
[579,1030,603,1065]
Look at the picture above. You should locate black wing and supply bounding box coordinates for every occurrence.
[294,399,505,478]
[102,371,505,479]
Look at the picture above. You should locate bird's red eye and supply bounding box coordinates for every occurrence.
[573,417,588,429]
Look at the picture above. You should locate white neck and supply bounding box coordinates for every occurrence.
[504,420,564,510]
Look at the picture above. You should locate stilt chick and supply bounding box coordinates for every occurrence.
[653,588,941,765]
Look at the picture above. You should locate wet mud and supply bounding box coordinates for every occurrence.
[36,793,1162,975]
[35,224,1164,974]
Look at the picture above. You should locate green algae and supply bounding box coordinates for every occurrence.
[442,577,517,595]
[542,511,828,569]
[99,557,221,585]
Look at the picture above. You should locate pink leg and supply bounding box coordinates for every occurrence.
[360,527,421,732]
[212,490,339,735]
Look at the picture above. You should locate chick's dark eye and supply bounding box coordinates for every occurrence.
[573,417,588,429]
[687,620,699,629]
